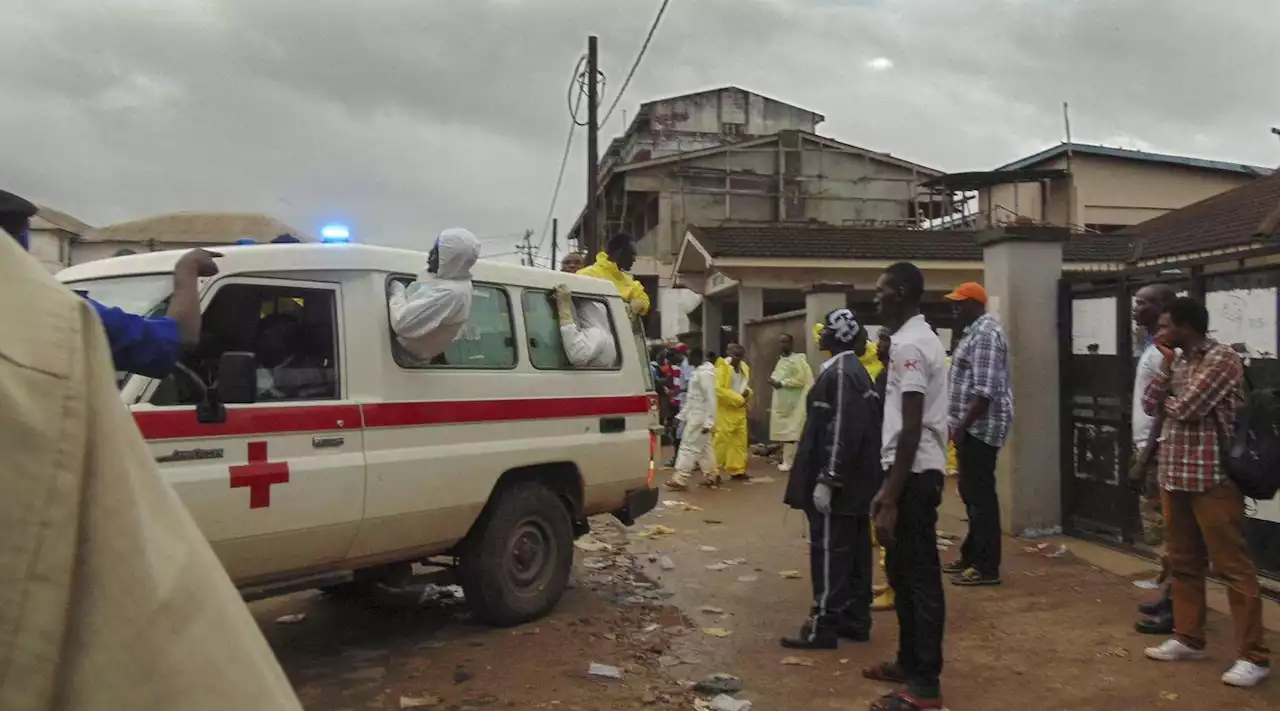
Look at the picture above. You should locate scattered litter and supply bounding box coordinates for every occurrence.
[659,556,676,571]
[584,559,611,570]
[1159,691,1179,701]
[694,673,743,695]
[1023,546,1039,553]
[1022,570,1046,577]
[663,500,704,512]
[723,557,748,566]
[602,632,617,641]
[700,605,726,615]
[400,695,442,709]
[275,613,306,624]
[699,545,719,552]
[1045,544,1068,558]
[1100,646,1130,659]
[779,570,802,579]
[636,525,677,538]
[704,519,725,524]
[736,575,759,583]
[710,694,752,711]
[1133,579,1160,590]
[702,627,732,638]
[642,623,660,633]
[781,656,815,666]
[575,537,612,552]
[658,655,684,668]
[706,562,729,571]
[743,476,775,485]
[587,663,623,680]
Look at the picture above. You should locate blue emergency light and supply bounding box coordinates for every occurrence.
[320,224,351,244]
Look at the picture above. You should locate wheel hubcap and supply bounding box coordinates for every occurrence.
[507,518,552,589]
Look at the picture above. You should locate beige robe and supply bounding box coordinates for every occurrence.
[0,235,302,710]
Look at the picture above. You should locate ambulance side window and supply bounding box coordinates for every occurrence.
[150,282,341,406]
[387,278,517,369]
[521,290,622,370]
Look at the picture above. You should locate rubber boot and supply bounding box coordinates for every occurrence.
[1138,584,1172,617]
[780,616,839,650]
[553,284,575,326]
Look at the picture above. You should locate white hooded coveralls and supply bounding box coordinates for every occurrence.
[389,228,481,360]
[562,299,618,367]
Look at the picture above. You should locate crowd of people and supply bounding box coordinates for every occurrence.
[654,259,1272,708]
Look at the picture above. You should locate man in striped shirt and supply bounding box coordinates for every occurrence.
[1140,297,1269,689]
[942,283,1013,587]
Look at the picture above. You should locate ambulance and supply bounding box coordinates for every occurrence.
[57,242,660,626]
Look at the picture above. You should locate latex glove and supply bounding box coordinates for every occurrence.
[553,284,575,325]
[813,482,833,515]
[625,299,643,319]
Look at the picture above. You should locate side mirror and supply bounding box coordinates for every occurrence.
[216,351,257,405]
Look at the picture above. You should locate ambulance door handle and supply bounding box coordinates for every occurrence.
[599,417,626,434]
[313,436,345,449]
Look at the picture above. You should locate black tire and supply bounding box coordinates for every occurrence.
[458,482,574,627]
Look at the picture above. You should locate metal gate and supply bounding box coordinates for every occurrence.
[1058,246,1280,577]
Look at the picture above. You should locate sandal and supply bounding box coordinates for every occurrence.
[862,662,909,684]
[869,691,943,711]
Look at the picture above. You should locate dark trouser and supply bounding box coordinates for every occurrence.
[885,470,946,698]
[806,511,873,632]
[957,437,1002,577]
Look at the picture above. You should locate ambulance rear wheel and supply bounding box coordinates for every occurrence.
[459,482,573,627]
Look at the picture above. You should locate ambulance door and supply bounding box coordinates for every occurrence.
[134,277,366,585]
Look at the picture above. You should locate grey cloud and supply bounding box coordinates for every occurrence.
[1,0,1277,255]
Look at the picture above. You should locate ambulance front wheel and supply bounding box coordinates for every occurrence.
[458,482,574,627]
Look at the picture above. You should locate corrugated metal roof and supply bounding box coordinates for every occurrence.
[998,143,1273,177]
[83,212,312,244]
[32,205,93,234]
[686,225,1134,263]
[1123,169,1280,260]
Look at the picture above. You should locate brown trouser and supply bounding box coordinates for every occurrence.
[1163,481,1269,664]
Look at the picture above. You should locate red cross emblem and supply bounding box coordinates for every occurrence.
[229,441,290,509]
[902,359,920,371]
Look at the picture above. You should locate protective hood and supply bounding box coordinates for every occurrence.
[432,228,481,280]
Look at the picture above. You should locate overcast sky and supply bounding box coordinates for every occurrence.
[3,0,1278,263]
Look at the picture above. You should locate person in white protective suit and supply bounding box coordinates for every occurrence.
[389,228,482,360]
[553,283,618,367]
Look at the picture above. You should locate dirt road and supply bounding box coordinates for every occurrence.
[251,455,1280,710]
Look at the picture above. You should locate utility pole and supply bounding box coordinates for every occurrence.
[585,34,600,257]
[518,229,534,267]
[551,218,559,271]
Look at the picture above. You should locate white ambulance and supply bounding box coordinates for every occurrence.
[57,242,660,626]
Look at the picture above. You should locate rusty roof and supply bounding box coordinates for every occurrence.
[84,212,312,244]
[1123,168,1280,260]
[686,225,1134,264]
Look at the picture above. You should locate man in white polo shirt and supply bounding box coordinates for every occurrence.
[864,262,950,711]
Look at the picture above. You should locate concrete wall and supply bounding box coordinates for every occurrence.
[28,229,72,273]
[978,154,1257,229]
[627,88,820,162]
[741,311,807,442]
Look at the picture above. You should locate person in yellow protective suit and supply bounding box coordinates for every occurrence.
[714,343,752,479]
[769,333,813,473]
[577,232,650,318]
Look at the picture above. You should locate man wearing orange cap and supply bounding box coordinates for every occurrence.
[942,282,1013,588]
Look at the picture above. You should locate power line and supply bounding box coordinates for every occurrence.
[600,0,672,128]
[535,54,597,261]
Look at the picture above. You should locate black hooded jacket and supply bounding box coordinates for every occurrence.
[784,350,884,516]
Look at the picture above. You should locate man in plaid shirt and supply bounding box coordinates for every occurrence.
[1140,296,1269,688]
[941,283,1013,587]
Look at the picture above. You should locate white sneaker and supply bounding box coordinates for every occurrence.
[778,463,791,473]
[1145,639,1207,662]
[1222,660,1271,687]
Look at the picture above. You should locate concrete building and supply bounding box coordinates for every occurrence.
[567,86,945,339]
[73,212,312,265]
[928,143,1272,234]
[28,205,93,273]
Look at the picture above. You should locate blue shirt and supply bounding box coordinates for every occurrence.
[87,299,183,379]
[947,312,1014,448]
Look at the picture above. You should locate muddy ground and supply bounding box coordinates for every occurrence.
[251,454,1280,710]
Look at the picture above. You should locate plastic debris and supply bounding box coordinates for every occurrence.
[400,696,442,709]
[710,694,753,711]
[699,545,719,552]
[1159,691,1179,701]
[723,558,748,566]
[636,525,677,538]
[779,570,802,579]
[659,556,676,571]
[781,656,815,666]
[275,613,306,624]
[1045,544,1068,558]
[706,562,729,571]
[1133,579,1159,590]
[575,537,612,552]
[694,673,743,695]
[702,627,732,637]
[700,605,726,615]
[736,575,759,583]
[588,663,623,680]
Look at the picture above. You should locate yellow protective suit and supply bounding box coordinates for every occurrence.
[714,358,752,476]
[577,252,650,316]
[946,356,958,473]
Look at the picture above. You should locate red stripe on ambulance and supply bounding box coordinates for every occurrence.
[134,395,650,441]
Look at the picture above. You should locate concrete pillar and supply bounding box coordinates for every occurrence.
[701,296,723,356]
[979,227,1068,537]
[803,283,850,375]
[737,285,764,347]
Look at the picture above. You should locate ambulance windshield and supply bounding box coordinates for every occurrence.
[65,274,173,318]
